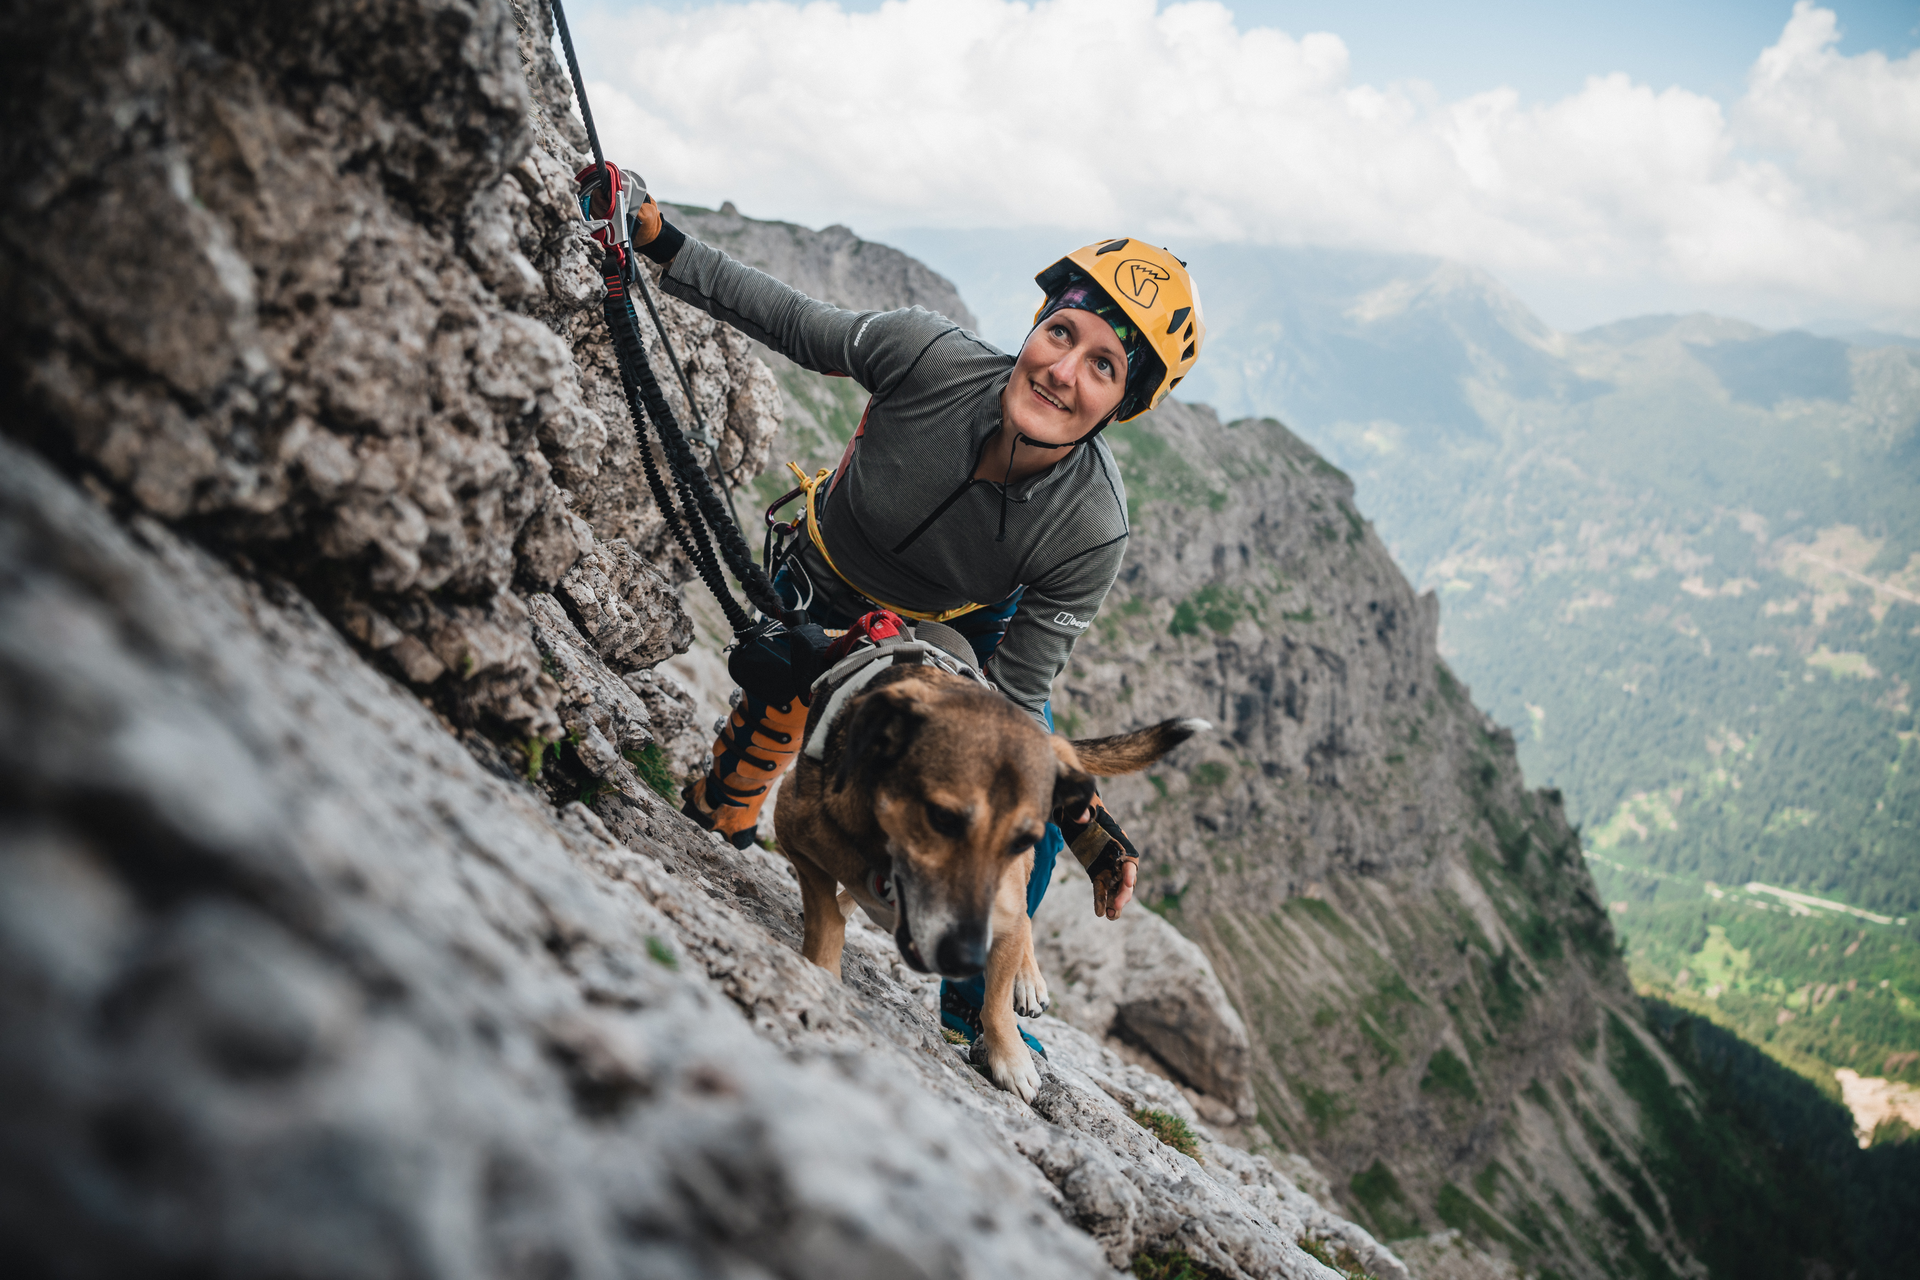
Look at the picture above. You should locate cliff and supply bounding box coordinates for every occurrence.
[0,1,1408,1277]
[1044,403,1688,1277]
[1048,403,1859,1280]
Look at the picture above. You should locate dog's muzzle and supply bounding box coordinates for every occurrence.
[932,919,989,977]
[889,868,990,977]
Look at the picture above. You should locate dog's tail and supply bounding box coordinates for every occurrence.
[1069,718,1210,776]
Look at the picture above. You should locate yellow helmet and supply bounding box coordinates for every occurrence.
[1033,238,1205,422]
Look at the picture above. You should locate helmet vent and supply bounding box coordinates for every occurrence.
[1165,306,1190,335]
[1095,238,1130,256]
[1183,322,1194,340]
[1181,341,1196,361]
[1169,376,1184,388]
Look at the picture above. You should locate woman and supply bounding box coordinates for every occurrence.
[623,189,1203,1046]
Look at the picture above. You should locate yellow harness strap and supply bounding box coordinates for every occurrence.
[786,462,986,624]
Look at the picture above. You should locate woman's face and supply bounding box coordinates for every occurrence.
[1004,307,1129,446]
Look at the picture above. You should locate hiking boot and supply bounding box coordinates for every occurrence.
[680,691,807,849]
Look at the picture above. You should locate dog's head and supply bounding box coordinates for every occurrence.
[834,673,1093,976]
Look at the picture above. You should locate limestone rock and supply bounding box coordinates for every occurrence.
[558,538,692,672]
[0,421,1400,1280]
[1034,867,1256,1122]
[527,591,653,797]
[1394,1231,1529,1280]
[621,666,711,786]
[0,0,778,753]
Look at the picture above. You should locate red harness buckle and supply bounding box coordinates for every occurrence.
[822,610,908,665]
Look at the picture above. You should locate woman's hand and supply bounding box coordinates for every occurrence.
[1092,858,1137,920]
[631,194,662,248]
[1062,791,1141,920]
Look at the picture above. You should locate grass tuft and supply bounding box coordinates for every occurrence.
[522,736,555,781]
[1132,1107,1201,1159]
[1130,1248,1226,1280]
[623,742,679,801]
[1297,1232,1380,1280]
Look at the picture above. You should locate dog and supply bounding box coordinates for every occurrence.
[773,660,1204,1101]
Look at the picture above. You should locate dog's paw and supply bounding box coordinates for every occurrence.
[1011,966,1050,1018]
[988,1041,1042,1103]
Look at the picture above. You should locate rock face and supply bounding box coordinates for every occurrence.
[0,436,1398,1279]
[1035,866,1257,1125]
[0,0,776,774]
[1053,402,1708,1279]
[0,1,1405,1276]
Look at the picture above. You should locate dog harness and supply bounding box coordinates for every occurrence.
[801,611,994,762]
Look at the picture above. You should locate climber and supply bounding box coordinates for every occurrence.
[612,183,1203,1047]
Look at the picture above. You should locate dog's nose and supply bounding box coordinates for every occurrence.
[934,921,989,976]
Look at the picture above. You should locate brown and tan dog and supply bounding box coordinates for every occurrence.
[773,661,1205,1100]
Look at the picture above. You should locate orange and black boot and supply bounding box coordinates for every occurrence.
[681,691,808,848]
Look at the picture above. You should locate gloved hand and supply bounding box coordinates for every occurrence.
[630,192,662,248]
[1059,789,1139,920]
[574,162,673,259]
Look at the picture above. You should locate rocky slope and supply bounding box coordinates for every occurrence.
[1049,403,1817,1279]
[0,434,1406,1280]
[0,1,1408,1276]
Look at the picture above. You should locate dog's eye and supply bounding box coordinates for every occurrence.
[925,804,968,838]
[1009,832,1039,855]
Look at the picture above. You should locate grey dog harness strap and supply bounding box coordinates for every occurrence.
[802,631,993,762]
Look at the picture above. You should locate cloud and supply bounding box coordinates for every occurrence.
[580,0,1920,330]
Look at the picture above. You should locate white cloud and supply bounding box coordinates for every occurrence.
[581,0,1920,331]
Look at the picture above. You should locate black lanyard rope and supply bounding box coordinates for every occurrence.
[550,0,788,635]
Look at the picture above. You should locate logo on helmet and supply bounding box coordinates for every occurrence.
[1114,259,1171,309]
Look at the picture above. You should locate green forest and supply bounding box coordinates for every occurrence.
[1639,999,1920,1278]
[1446,520,1920,917]
[1623,896,1920,1095]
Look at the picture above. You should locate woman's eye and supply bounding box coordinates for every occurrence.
[1095,357,1114,377]
[1050,324,1069,340]
[926,804,968,837]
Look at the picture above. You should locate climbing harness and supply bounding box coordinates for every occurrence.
[801,610,994,762]
[551,0,830,702]
[779,464,988,625]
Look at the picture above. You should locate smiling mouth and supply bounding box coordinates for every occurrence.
[1030,380,1067,412]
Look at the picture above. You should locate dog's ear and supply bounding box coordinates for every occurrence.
[1049,735,1097,824]
[833,678,931,793]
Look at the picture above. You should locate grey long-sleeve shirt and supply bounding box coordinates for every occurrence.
[656,234,1129,720]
